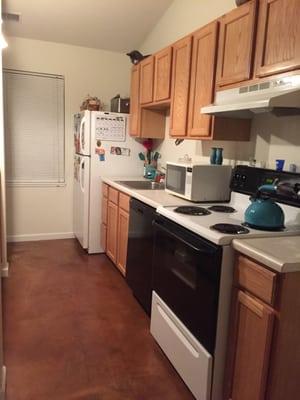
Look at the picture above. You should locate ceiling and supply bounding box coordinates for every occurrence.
[2,0,173,52]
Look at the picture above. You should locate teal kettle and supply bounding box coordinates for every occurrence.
[244,184,285,231]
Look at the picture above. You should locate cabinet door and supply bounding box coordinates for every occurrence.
[129,64,140,136]
[100,223,107,252]
[116,208,129,276]
[226,290,274,400]
[216,0,257,86]
[106,200,118,264]
[140,56,154,105]
[255,0,300,77]
[170,36,192,137]
[154,47,172,102]
[102,196,108,225]
[188,21,218,138]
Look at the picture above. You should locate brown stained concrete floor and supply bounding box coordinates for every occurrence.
[3,239,194,400]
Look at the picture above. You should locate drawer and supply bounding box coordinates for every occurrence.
[150,291,212,400]
[119,192,130,212]
[108,187,119,205]
[102,183,108,198]
[102,196,108,224]
[236,255,277,305]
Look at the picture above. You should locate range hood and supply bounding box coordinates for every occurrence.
[201,75,300,119]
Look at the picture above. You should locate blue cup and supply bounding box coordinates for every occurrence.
[276,159,285,171]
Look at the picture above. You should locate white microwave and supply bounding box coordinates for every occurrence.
[165,162,232,202]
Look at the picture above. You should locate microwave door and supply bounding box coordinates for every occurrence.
[166,165,186,194]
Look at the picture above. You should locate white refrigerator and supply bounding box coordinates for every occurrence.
[73,110,144,254]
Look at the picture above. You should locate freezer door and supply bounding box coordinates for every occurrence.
[74,110,91,156]
[73,155,90,249]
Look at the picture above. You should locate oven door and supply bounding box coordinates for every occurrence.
[152,216,222,355]
[166,164,187,195]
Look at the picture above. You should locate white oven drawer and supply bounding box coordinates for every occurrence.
[150,291,213,400]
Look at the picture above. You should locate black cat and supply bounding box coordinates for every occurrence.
[126,50,150,65]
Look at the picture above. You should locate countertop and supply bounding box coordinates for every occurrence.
[101,177,190,209]
[233,236,300,273]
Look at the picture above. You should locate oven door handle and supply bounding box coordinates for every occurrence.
[153,221,214,255]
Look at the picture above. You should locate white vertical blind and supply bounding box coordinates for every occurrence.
[3,69,65,186]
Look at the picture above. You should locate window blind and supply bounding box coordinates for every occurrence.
[3,69,65,186]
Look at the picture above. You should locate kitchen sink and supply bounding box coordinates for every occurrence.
[116,180,165,190]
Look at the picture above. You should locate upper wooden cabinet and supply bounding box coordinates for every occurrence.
[170,36,192,137]
[139,56,154,105]
[216,0,257,86]
[255,0,300,77]
[153,47,172,102]
[129,64,140,136]
[188,21,218,138]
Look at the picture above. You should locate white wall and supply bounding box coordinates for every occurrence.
[3,36,131,240]
[140,0,300,171]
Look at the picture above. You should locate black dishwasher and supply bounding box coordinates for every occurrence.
[126,199,156,315]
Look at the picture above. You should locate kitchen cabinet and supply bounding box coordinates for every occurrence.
[129,64,140,136]
[188,21,218,138]
[140,56,154,105]
[116,207,129,276]
[154,47,172,102]
[255,0,300,77]
[170,36,192,137]
[226,290,274,400]
[102,185,130,276]
[224,254,300,400]
[216,0,257,87]
[106,200,118,264]
[100,184,108,251]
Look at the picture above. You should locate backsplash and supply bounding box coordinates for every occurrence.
[156,112,300,172]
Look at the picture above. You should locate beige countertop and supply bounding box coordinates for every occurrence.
[101,177,190,209]
[233,236,300,273]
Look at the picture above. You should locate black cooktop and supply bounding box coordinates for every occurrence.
[174,206,211,216]
[210,223,250,234]
[208,205,236,213]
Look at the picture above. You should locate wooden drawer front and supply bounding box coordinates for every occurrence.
[102,196,108,224]
[102,183,108,198]
[108,187,119,205]
[119,192,130,212]
[236,255,277,305]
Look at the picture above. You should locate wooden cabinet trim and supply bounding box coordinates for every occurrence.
[255,0,300,77]
[235,254,277,305]
[216,0,257,86]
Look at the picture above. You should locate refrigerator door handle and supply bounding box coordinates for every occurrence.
[79,116,85,153]
[79,158,85,193]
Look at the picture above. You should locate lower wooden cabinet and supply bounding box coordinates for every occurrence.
[101,184,130,276]
[225,290,274,400]
[106,200,118,264]
[224,254,300,400]
[116,207,129,276]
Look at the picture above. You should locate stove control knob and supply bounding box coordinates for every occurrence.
[241,175,246,181]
